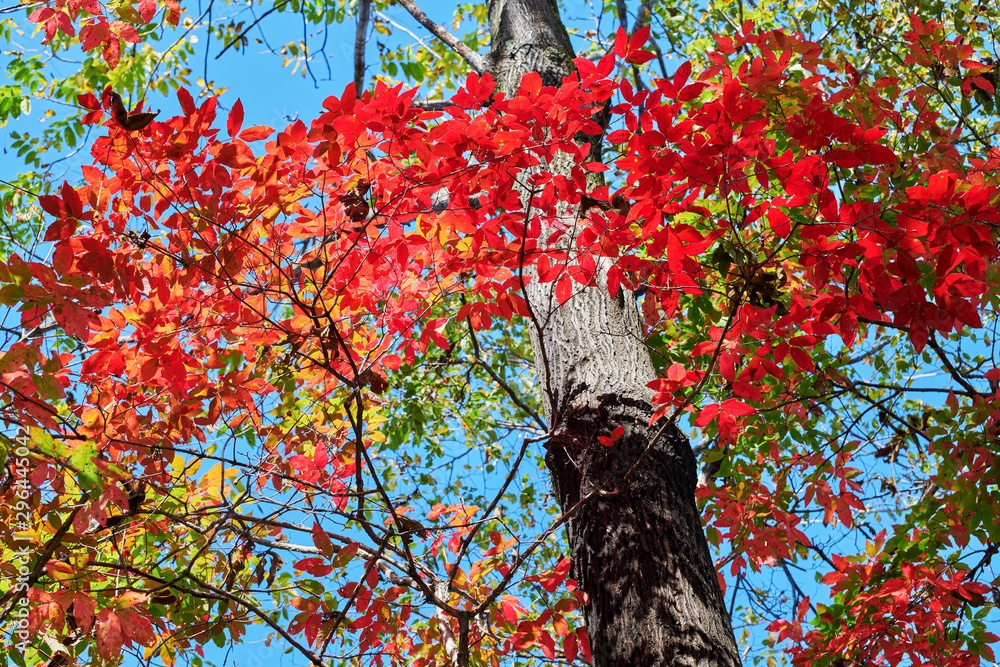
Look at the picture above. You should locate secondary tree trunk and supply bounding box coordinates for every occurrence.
[487,1,742,664]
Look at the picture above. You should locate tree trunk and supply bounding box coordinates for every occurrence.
[487,1,742,664]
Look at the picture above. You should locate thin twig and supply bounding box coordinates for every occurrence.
[464,309,545,429]
[927,334,980,396]
[448,432,541,589]
[188,573,326,666]
[215,0,289,60]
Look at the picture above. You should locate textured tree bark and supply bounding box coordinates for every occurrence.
[487,1,742,664]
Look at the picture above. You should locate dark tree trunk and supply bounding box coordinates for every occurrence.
[487,1,742,664]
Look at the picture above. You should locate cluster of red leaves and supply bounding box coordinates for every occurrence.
[27,0,178,68]
[771,531,995,666]
[28,590,156,659]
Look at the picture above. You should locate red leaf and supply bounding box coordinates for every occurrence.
[835,499,853,528]
[539,630,556,659]
[714,34,735,54]
[694,403,720,427]
[313,443,328,468]
[768,207,790,237]
[856,142,897,165]
[520,72,542,97]
[840,310,858,347]
[112,20,139,44]
[721,399,755,417]
[627,50,656,64]
[120,610,156,646]
[500,597,523,624]
[909,321,929,352]
[595,51,616,78]
[95,610,123,659]
[56,11,75,37]
[137,0,157,23]
[628,26,651,54]
[102,39,120,69]
[648,404,670,426]
[312,521,334,558]
[73,594,96,633]
[55,301,98,339]
[606,129,631,143]
[38,195,66,218]
[27,7,53,24]
[789,347,814,372]
[77,92,101,110]
[577,628,592,663]
[332,541,359,568]
[573,56,597,79]
[969,75,996,95]
[564,631,578,662]
[606,266,622,298]
[674,61,692,90]
[556,276,573,306]
[176,87,195,116]
[61,180,83,219]
[228,99,244,138]
[678,81,707,102]
[950,297,982,328]
[294,557,333,576]
[240,125,274,142]
[667,362,685,382]
[614,26,628,59]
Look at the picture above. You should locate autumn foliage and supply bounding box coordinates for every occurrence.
[1,6,999,667]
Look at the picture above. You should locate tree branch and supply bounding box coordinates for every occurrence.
[395,0,489,73]
[464,309,545,430]
[354,0,371,96]
[411,99,453,111]
[927,334,981,396]
[189,573,327,666]
[215,0,288,60]
[0,505,83,622]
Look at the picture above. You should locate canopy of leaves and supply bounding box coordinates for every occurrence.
[1,2,999,667]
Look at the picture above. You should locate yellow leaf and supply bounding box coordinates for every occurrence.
[160,642,176,667]
[118,591,149,608]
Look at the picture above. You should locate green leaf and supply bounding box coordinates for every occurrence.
[69,440,101,492]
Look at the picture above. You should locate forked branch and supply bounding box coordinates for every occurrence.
[396,0,489,73]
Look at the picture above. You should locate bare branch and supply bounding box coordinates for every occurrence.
[354,0,372,96]
[216,0,289,60]
[927,334,981,396]
[464,309,546,430]
[412,99,454,111]
[187,573,326,666]
[395,0,489,73]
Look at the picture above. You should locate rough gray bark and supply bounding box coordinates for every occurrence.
[486,1,742,664]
